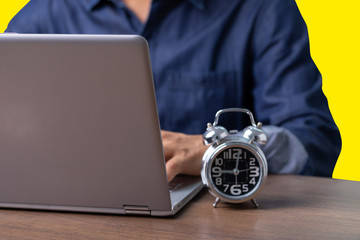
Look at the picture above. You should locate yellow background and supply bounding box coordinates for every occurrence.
[0,1,359,181]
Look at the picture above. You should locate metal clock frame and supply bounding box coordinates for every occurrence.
[201,108,268,208]
[202,138,267,207]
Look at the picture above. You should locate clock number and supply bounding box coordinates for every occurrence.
[238,149,247,159]
[215,158,223,166]
[249,166,260,177]
[242,184,249,193]
[232,149,242,159]
[224,148,247,160]
[249,158,256,165]
[223,184,250,195]
[212,167,222,177]
[249,177,256,185]
[223,149,232,159]
[216,178,222,185]
[230,185,242,195]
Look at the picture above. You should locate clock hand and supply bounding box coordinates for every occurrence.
[235,153,240,171]
[234,167,251,185]
[233,168,251,176]
[234,152,241,185]
[220,168,250,174]
[220,170,235,174]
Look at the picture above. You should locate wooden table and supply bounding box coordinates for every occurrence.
[0,175,359,240]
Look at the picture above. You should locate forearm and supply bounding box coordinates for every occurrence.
[260,125,308,174]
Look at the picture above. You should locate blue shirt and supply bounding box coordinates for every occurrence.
[6,0,342,177]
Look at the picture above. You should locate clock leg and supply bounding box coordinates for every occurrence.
[251,198,259,208]
[213,197,220,208]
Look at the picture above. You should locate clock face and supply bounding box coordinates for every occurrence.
[209,146,262,199]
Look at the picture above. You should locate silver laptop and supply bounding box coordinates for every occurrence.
[0,34,203,216]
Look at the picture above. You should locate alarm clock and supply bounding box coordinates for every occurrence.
[201,108,268,208]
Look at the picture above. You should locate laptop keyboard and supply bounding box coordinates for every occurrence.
[168,181,183,192]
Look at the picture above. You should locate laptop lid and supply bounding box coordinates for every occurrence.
[0,34,202,216]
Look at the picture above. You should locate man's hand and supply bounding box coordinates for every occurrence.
[161,130,208,182]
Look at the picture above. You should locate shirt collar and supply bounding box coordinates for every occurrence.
[86,0,102,11]
[86,0,123,11]
[86,0,206,11]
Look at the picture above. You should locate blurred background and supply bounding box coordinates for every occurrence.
[1,0,359,181]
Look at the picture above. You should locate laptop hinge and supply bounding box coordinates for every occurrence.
[124,205,151,215]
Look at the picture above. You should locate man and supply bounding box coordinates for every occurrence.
[6,0,342,181]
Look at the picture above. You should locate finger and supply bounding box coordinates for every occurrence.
[162,141,176,161]
[165,156,182,182]
[161,130,172,139]
[161,131,177,161]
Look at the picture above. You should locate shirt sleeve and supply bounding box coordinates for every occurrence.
[260,125,308,174]
[251,0,341,176]
[5,0,49,33]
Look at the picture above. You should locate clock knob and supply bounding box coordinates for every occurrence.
[242,122,267,145]
[203,123,229,145]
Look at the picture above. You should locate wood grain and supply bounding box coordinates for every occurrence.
[0,175,359,240]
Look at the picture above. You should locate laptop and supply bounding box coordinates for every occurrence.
[0,34,203,216]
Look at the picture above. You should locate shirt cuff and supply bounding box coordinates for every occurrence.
[259,125,308,174]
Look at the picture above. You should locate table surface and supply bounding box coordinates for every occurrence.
[0,175,359,240]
